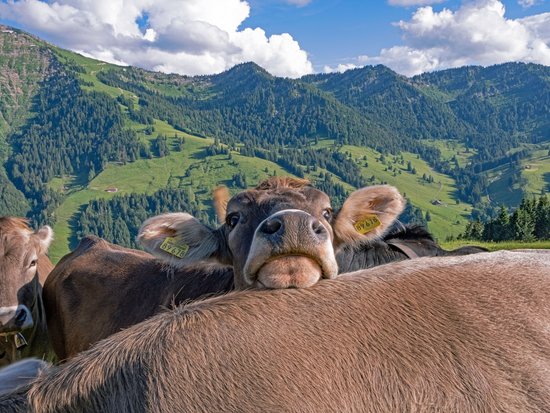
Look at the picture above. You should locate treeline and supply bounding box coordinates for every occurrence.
[0,171,29,217]
[97,65,403,153]
[97,65,517,207]
[238,145,367,189]
[76,188,212,249]
[462,194,550,242]
[4,58,140,225]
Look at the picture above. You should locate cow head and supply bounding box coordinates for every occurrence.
[138,177,404,289]
[0,218,53,335]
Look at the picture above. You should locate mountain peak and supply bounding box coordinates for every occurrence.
[224,62,271,77]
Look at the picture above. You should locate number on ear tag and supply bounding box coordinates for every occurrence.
[354,214,382,235]
[159,237,189,258]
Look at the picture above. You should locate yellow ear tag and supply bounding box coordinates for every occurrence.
[354,214,382,235]
[159,237,189,258]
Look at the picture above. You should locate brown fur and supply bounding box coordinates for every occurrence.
[0,217,32,235]
[43,236,234,360]
[7,251,550,413]
[255,176,310,190]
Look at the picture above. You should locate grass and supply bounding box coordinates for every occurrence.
[48,119,299,262]
[521,148,550,197]
[422,139,475,168]
[43,47,547,261]
[339,145,473,240]
[49,132,477,260]
[441,239,550,251]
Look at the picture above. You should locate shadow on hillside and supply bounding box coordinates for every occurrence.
[67,204,88,252]
[544,172,550,192]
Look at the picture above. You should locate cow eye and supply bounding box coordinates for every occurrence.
[29,260,37,268]
[226,213,240,228]
[322,209,333,221]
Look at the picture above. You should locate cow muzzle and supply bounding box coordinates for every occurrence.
[0,305,33,335]
[243,209,339,289]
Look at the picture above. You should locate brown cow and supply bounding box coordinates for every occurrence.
[45,178,485,360]
[0,218,54,367]
[139,177,405,289]
[43,236,234,361]
[1,251,549,412]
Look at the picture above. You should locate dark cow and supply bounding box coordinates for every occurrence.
[0,218,54,367]
[337,224,488,272]
[139,177,406,289]
[2,251,550,412]
[43,236,233,361]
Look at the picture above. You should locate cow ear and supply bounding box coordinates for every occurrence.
[332,185,405,247]
[137,213,227,267]
[35,226,53,254]
[212,186,230,225]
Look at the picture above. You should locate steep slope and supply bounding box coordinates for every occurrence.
[0,25,55,216]
[96,62,401,151]
[1,26,549,258]
[416,63,550,157]
[303,65,471,141]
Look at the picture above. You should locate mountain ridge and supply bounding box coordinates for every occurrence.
[0,25,548,258]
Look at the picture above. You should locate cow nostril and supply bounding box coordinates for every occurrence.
[311,218,326,235]
[260,218,283,235]
[14,308,27,326]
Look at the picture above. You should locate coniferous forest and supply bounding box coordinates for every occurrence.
[0,26,549,257]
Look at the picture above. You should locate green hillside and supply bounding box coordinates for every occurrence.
[1,26,549,261]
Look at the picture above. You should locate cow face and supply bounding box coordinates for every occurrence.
[138,178,404,289]
[0,218,52,335]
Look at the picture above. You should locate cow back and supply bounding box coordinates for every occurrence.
[26,251,550,412]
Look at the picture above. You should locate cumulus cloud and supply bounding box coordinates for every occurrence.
[323,63,359,73]
[0,0,313,78]
[329,0,550,76]
[388,0,446,6]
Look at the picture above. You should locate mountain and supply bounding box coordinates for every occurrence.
[0,25,549,260]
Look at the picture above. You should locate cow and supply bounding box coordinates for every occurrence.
[337,224,488,272]
[43,236,234,361]
[0,217,54,367]
[138,177,407,289]
[2,251,550,413]
[44,178,485,360]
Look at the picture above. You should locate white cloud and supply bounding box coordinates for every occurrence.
[518,0,537,8]
[285,0,313,6]
[323,63,359,73]
[388,0,446,6]
[334,0,550,76]
[0,0,313,78]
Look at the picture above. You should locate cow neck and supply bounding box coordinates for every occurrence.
[386,240,420,259]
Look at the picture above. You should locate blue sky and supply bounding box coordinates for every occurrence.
[0,0,549,77]
[246,0,549,70]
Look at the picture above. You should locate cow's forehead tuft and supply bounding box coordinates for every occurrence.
[255,176,310,191]
[227,186,330,213]
[0,217,32,235]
